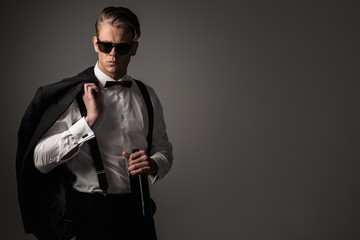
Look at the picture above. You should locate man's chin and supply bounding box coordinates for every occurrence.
[105,65,118,72]
[105,67,124,79]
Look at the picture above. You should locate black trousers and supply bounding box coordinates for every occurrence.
[72,191,157,240]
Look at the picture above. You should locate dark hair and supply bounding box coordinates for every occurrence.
[95,6,141,40]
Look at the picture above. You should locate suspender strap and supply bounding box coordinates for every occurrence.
[134,80,154,217]
[76,93,109,194]
[134,80,154,150]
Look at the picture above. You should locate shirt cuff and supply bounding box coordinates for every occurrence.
[148,156,167,184]
[68,117,95,145]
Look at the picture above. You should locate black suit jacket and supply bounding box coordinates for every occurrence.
[16,67,98,240]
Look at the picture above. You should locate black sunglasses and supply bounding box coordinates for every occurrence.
[97,38,134,55]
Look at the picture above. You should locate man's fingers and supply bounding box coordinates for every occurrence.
[130,166,151,175]
[129,150,146,160]
[84,83,101,97]
[128,160,150,173]
[123,149,152,175]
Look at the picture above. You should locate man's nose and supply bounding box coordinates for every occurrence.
[109,46,116,56]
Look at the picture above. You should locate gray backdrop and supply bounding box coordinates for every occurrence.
[1,0,360,239]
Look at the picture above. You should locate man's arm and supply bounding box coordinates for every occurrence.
[121,87,173,182]
[34,83,103,173]
[33,103,94,173]
[145,88,173,182]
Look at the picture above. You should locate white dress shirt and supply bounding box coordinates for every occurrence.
[34,63,173,194]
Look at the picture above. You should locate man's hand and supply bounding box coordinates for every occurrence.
[83,83,103,128]
[123,150,159,176]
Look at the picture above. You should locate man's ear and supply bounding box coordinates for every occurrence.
[92,36,99,53]
[130,41,139,56]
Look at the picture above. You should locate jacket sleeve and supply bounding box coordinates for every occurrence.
[16,87,45,185]
[16,87,47,233]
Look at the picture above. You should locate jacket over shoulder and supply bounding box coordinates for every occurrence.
[16,67,98,239]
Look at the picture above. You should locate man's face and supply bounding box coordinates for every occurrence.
[92,22,138,79]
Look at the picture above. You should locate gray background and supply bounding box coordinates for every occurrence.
[1,0,360,239]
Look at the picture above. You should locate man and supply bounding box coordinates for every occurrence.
[16,6,173,240]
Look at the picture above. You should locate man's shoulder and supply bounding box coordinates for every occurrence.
[132,78,156,93]
[35,67,97,98]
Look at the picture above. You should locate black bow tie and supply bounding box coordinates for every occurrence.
[104,80,133,88]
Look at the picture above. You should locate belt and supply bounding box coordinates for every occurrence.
[73,190,135,203]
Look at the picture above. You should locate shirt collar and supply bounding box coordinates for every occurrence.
[94,62,132,88]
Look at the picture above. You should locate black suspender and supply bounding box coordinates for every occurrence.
[76,80,154,216]
[76,93,109,194]
[134,79,154,151]
[133,80,154,217]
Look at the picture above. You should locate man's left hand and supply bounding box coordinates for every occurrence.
[122,150,159,176]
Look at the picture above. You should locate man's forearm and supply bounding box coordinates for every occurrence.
[34,117,94,173]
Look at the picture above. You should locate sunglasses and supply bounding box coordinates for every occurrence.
[97,38,134,55]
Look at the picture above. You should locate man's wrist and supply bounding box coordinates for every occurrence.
[85,115,97,128]
[149,157,159,176]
